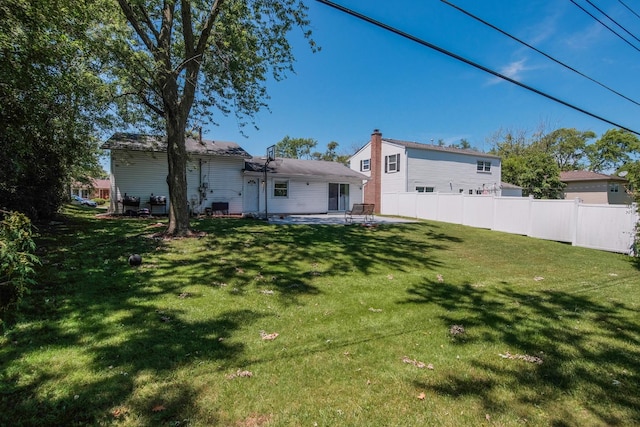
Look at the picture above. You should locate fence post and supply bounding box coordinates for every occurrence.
[571,198,581,247]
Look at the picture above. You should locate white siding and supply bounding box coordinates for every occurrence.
[264,178,364,215]
[110,151,244,214]
[381,143,405,194]
[111,151,169,213]
[190,156,245,214]
[406,147,501,195]
[349,146,372,177]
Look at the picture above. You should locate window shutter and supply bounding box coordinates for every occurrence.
[360,160,363,171]
[384,156,388,173]
[396,154,400,172]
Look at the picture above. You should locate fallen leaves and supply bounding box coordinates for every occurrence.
[260,331,279,341]
[533,276,544,281]
[368,307,382,313]
[449,324,465,336]
[151,404,166,412]
[402,356,434,370]
[436,274,444,283]
[226,369,254,380]
[499,351,544,364]
[417,392,426,400]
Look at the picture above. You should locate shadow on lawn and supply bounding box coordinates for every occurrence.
[403,280,640,425]
[1,213,458,425]
[157,219,457,306]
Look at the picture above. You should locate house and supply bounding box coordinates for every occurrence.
[243,157,366,215]
[560,170,632,205]
[101,133,367,216]
[500,182,523,197]
[71,179,110,200]
[349,129,502,212]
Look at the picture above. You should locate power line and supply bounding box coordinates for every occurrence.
[618,0,640,22]
[441,0,640,108]
[315,0,640,136]
[583,0,640,45]
[569,0,640,53]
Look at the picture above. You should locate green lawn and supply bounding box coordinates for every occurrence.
[1,206,638,426]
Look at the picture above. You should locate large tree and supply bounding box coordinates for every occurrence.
[109,1,315,236]
[275,136,318,159]
[537,128,596,171]
[0,0,110,219]
[586,128,640,173]
[489,129,564,199]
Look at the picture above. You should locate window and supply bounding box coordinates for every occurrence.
[360,159,370,172]
[610,183,619,192]
[273,180,288,197]
[416,186,434,193]
[385,154,400,173]
[477,160,491,172]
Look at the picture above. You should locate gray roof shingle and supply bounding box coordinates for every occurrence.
[101,132,252,158]
[560,170,627,182]
[245,157,367,181]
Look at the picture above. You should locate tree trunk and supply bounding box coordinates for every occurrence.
[164,112,191,237]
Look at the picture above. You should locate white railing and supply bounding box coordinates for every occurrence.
[382,193,638,255]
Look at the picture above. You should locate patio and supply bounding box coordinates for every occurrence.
[266,214,417,225]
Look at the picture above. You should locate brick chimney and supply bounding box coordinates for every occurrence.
[364,129,382,213]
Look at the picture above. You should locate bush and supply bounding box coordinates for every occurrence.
[93,198,107,206]
[0,210,40,325]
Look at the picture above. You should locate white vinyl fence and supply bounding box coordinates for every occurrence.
[382,193,638,255]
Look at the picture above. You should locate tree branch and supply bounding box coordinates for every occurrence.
[179,0,224,116]
[137,4,160,42]
[116,0,157,53]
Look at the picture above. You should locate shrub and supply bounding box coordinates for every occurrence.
[93,198,107,206]
[0,210,40,324]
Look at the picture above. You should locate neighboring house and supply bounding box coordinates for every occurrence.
[560,170,632,205]
[500,182,523,197]
[101,133,367,216]
[349,129,502,212]
[71,179,110,200]
[243,157,367,215]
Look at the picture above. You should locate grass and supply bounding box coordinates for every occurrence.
[1,205,639,426]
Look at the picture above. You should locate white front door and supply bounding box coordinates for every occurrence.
[243,178,260,213]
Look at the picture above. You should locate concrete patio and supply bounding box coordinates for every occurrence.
[266,214,417,225]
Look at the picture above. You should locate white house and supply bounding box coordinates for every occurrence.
[102,133,367,216]
[243,157,367,216]
[349,130,502,212]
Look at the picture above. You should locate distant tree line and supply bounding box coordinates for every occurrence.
[486,127,640,200]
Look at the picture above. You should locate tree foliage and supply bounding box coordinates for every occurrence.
[489,129,564,199]
[275,136,317,159]
[0,210,39,324]
[107,0,316,236]
[586,129,640,173]
[0,0,111,219]
[538,128,596,171]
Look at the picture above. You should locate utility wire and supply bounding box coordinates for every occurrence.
[315,0,640,136]
[584,0,640,45]
[618,0,640,22]
[441,0,640,107]
[569,0,640,53]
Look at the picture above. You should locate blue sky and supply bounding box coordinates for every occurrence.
[109,0,640,164]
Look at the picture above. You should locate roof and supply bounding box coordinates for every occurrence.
[382,138,501,159]
[245,157,368,181]
[101,132,252,158]
[560,170,627,182]
[500,182,522,189]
